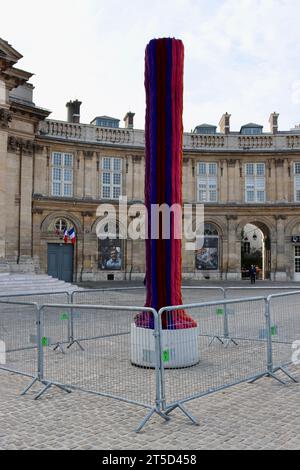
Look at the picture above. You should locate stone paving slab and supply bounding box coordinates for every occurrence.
[0,367,299,450]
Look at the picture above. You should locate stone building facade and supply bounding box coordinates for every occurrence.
[1,38,300,282]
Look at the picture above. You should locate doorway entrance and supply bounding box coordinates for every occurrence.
[241,223,271,280]
[47,243,74,282]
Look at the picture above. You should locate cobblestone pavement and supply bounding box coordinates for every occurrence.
[0,367,299,450]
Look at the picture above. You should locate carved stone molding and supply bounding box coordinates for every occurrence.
[7,136,42,154]
[0,108,13,129]
[227,159,237,167]
[132,155,142,163]
[32,209,44,215]
[275,215,287,221]
[81,211,94,217]
[226,215,238,221]
[84,150,94,159]
[275,159,285,168]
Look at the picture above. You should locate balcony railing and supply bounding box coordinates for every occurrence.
[39,120,300,151]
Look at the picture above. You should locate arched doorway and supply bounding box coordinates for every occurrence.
[47,217,76,282]
[241,222,271,280]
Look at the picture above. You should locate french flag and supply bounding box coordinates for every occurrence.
[63,229,69,244]
[68,227,76,245]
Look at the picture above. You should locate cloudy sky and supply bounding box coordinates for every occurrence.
[2,0,300,132]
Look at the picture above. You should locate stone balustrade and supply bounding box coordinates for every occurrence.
[39,119,300,152]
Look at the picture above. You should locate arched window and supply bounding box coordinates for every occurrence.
[98,223,123,271]
[196,223,219,271]
[54,218,68,234]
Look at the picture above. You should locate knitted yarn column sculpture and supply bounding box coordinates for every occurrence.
[135,38,197,330]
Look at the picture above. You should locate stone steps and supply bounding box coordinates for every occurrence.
[0,274,79,295]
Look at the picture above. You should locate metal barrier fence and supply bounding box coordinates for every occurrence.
[266,291,300,378]
[0,287,299,432]
[158,297,268,416]
[0,300,39,379]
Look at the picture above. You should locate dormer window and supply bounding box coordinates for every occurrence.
[194,124,217,135]
[240,123,263,135]
[90,116,120,128]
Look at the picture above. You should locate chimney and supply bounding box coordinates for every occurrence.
[269,112,279,134]
[219,112,231,134]
[124,111,135,129]
[66,100,82,123]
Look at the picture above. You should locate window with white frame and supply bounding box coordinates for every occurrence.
[52,152,73,197]
[245,163,266,203]
[294,163,300,202]
[101,157,122,199]
[197,162,218,203]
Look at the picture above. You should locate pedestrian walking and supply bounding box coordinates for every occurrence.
[249,264,257,284]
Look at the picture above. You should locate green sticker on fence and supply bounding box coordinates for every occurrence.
[162,350,170,362]
[216,308,224,316]
[60,313,69,321]
[42,337,49,347]
[271,326,278,336]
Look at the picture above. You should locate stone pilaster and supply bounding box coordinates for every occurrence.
[274,215,287,281]
[226,215,240,279]
[0,107,12,259]
[83,151,96,198]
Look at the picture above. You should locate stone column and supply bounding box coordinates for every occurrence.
[81,211,94,280]
[83,151,96,198]
[275,159,285,202]
[226,215,240,280]
[227,159,240,203]
[0,107,12,261]
[274,215,287,281]
[19,142,34,258]
[125,155,134,201]
[132,156,143,201]
[75,150,84,198]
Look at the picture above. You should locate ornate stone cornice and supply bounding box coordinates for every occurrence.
[84,150,94,159]
[227,159,237,167]
[7,136,42,154]
[0,108,13,129]
[32,208,44,215]
[275,159,285,168]
[81,211,94,217]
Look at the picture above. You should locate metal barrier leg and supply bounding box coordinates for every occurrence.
[21,377,39,396]
[67,339,85,351]
[53,343,65,354]
[208,336,224,346]
[224,338,239,348]
[135,408,170,433]
[34,381,72,400]
[248,371,286,385]
[273,366,298,383]
[164,403,199,426]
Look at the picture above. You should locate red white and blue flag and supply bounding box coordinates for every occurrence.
[63,229,69,244]
[68,227,76,245]
[63,227,76,244]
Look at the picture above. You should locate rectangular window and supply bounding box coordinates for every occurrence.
[197,162,218,203]
[51,152,73,197]
[294,163,300,202]
[295,246,300,273]
[101,157,122,199]
[245,163,265,203]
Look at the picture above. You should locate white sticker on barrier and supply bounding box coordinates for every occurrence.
[0,340,6,365]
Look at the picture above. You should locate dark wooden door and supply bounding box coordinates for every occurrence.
[47,243,74,282]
